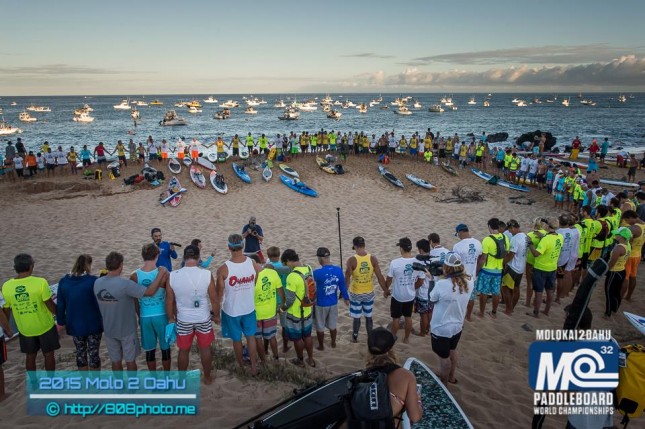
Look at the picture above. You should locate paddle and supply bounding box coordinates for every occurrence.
[160,187,187,205]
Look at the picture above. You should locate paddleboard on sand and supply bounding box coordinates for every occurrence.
[189,165,206,188]
[160,176,185,206]
[406,174,435,190]
[168,158,181,174]
[280,175,318,197]
[279,163,299,178]
[233,162,251,183]
[599,179,639,189]
[316,156,337,174]
[471,168,530,192]
[402,357,474,429]
[239,146,249,160]
[262,163,272,182]
[207,152,218,163]
[197,156,217,171]
[210,170,228,194]
[378,165,403,188]
[107,160,120,169]
[624,311,645,335]
[441,162,459,176]
[182,157,192,167]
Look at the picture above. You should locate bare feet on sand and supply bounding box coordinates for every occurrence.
[203,375,213,385]
[316,344,324,351]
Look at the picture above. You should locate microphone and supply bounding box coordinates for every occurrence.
[169,242,183,247]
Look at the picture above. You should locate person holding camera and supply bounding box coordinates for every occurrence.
[242,216,265,263]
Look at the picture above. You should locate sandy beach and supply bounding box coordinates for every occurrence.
[1,154,643,429]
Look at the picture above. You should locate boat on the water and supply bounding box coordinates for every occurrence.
[150,100,164,105]
[429,104,444,113]
[73,112,95,122]
[357,103,367,113]
[467,97,476,105]
[278,107,300,120]
[113,99,131,110]
[188,106,202,114]
[214,108,231,120]
[0,120,22,135]
[245,107,258,115]
[327,109,342,120]
[159,110,187,126]
[220,100,239,108]
[26,105,51,112]
[394,106,412,115]
[19,111,37,122]
[203,96,218,104]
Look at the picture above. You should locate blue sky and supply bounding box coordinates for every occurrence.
[1,0,644,95]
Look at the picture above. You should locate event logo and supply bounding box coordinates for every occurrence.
[529,341,618,391]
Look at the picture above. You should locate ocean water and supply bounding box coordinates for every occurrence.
[1,93,643,153]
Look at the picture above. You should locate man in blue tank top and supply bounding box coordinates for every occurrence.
[130,244,170,371]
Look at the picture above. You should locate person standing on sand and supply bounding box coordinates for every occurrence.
[312,247,349,351]
[475,218,509,318]
[55,145,68,176]
[0,288,13,402]
[452,224,482,321]
[281,249,316,367]
[628,154,638,183]
[167,245,218,383]
[524,218,547,308]
[94,252,167,371]
[555,215,579,304]
[151,227,177,271]
[603,228,631,319]
[265,246,292,353]
[242,216,265,263]
[429,252,472,385]
[112,140,128,168]
[345,236,387,343]
[414,239,432,336]
[93,142,107,171]
[131,244,171,371]
[216,234,260,375]
[128,139,137,163]
[252,254,285,362]
[385,238,425,344]
[501,220,526,315]
[526,217,563,318]
[2,254,59,372]
[622,210,645,301]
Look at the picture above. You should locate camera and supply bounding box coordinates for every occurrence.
[412,255,443,277]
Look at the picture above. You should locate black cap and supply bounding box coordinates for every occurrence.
[352,236,365,249]
[184,245,200,260]
[395,237,412,251]
[368,327,396,355]
[316,247,331,257]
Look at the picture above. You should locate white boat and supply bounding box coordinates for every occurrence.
[618,94,627,103]
[562,98,570,107]
[82,103,93,112]
[245,97,261,106]
[26,105,51,112]
[580,99,594,106]
[394,106,412,115]
[220,100,239,108]
[449,105,458,111]
[345,100,356,107]
[245,107,257,114]
[10,101,17,106]
[203,96,218,103]
[357,103,367,113]
[333,100,342,106]
[273,99,286,108]
[443,96,454,106]
[188,106,202,114]
[113,99,131,110]
[159,110,187,126]
[467,97,476,105]
[73,112,95,122]
[278,107,299,120]
[429,104,444,113]
[136,100,148,107]
[391,97,404,106]
[174,101,187,108]
[412,101,422,109]
[19,111,37,122]
[0,120,23,135]
[297,103,317,112]
[483,100,490,107]
[516,100,527,107]
[327,110,342,120]
[214,108,231,120]
[321,95,333,105]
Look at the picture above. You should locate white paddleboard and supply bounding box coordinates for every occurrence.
[624,311,645,335]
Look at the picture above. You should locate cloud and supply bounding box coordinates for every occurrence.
[0,64,140,75]
[351,55,645,88]
[405,44,645,66]
[341,53,394,59]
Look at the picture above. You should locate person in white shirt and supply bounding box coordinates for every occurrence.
[44,148,56,177]
[428,233,449,261]
[555,214,580,304]
[502,220,527,315]
[36,153,45,171]
[452,224,483,321]
[189,138,201,161]
[147,140,158,163]
[528,155,539,184]
[385,238,425,344]
[13,154,24,178]
[413,239,432,337]
[55,146,68,174]
[429,252,473,385]
[518,156,529,182]
[166,245,218,384]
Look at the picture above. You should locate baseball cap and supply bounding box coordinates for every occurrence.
[249,216,257,223]
[184,245,200,260]
[443,252,463,267]
[316,247,331,257]
[611,227,632,241]
[395,237,412,250]
[352,236,365,249]
[368,327,396,355]
[454,224,469,236]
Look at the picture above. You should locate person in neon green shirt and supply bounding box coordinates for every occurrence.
[2,253,59,371]
[281,249,315,367]
[258,134,269,155]
[527,217,563,318]
[475,218,510,318]
[253,260,285,362]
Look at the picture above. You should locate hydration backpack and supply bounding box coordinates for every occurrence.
[617,344,645,420]
[295,265,317,307]
[489,235,508,259]
[595,219,610,242]
[344,365,399,429]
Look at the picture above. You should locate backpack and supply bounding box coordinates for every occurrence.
[344,365,399,429]
[156,171,165,181]
[595,219,610,242]
[489,235,507,259]
[295,266,317,307]
[616,344,645,420]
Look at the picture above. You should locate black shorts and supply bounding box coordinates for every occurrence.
[628,167,637,176]
[118,155,127,163]
[47,164,56,170]
[599,153,606,160]
[439,149,446,158]
[390,298,414,318]
[97,156,106,164]
[475,156,482,163]
[537,173,546,183]
[233,147,239,156]
[19,325,60,354]
[389,147,395,154]
[431,331,462,359]
[82,159,91,167]
[138,153,145,159]
[0,337,6,365]
[149,153,158,161]
[16,168,24,177]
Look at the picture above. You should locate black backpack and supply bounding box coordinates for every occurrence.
[489,234,507,259]
[344,364,399,429]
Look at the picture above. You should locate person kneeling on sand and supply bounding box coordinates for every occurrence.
[429,252,473,385]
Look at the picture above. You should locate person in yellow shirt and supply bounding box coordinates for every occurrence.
[2,253,59,371]
[526,217,564,318]
[231,134,241,157]
[475,218,510,318]
[281,249,315,367]
[253,259,285,362]
[409,135,418,158]
[621,211,643,302]
[604,227,631,318]
[258,134,269,155]
[344,236,387,343]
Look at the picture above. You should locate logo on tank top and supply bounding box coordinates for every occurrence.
[229,275,255,288]
[359,262,370,274]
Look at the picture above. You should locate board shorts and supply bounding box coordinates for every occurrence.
[191,150,199,159]
[104,331,140,362]
[221,310,256,342]
[255,315,278,340]
[82,159,92,167]
[314,305,338,331]
[284,313,312,341]
[431,330,462,359]
[97,156,106,164]
[177,151,185,159]
[537,173,545,183]
[47,163,56,170]
[532,268,556,293]
[414,297,430,314]
[410,148,418,156]
[349,291,374,318]
[176,319,214,350]
[118,155,127,164]
[140,314,169,351]
[161,152,168,159]
[390,298,414,318]
[19,324,60,354]
[629,167,637,176]
[508,171,517,181]
[72,333,102,368]
[502,266,523,290]
[475,269,502,296]
[625,256,640,278]
[476,156,482,163]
